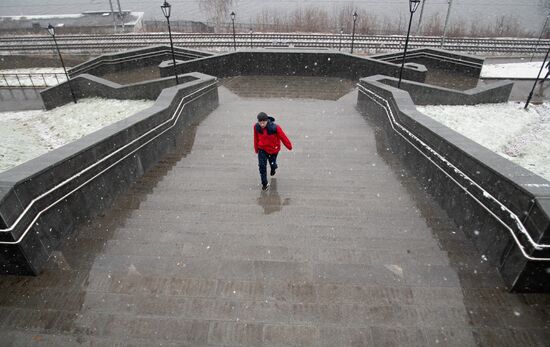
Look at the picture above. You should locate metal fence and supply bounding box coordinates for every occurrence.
[0,73,67,88]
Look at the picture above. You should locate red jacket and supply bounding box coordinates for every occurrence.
[253,120,292,154]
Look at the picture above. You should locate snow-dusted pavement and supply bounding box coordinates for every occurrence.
[0,98,154,173]
[481,61,549,79]
[417,102,550,182]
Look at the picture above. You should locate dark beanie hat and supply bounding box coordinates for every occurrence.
[257,112,269,122]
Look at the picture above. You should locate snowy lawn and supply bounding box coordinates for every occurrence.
[417,102,550,182]
[0,98,154,173]
[481,61,549,79]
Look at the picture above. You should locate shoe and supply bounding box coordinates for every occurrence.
[262,183,270,191]
[270,168,276,176]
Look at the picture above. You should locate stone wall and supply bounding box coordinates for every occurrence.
[367,75,513,105]
[68,45,212,77]
[356,78,550,292]
[0,73,219,275]
[371,48,484,78]
[159,49,428,82]
[41,73,196,110]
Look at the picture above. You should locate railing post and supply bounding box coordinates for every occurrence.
[525,44,550,109]
[28,74,36,89]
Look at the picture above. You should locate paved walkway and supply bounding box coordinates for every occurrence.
[0,76,549,346]
[0,88,44,112]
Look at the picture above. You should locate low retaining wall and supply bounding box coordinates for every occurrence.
[68,45,212,77]
[0,73,219,275]
[371,48,484,78]
[159,48,428,82]
[368,75,513,105]
[357,78,550,292]
[41,73,196,110]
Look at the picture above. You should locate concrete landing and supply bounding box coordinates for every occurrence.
[0,77,549,346]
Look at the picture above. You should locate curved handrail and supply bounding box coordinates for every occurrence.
[0,72,67,88]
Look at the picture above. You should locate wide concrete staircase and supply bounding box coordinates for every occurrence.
[0,80,548,346]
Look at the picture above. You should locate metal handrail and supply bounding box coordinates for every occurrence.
[0,73,66,88]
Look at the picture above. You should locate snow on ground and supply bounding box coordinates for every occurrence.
[0,68,67,87]
[417,102,550,182]
[481,61,550,79]
[0,98,154,173]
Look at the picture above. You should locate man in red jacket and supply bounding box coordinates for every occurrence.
[254,112,292,190]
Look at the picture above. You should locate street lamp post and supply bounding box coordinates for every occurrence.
[441,0,453,47]
[249,28,253,49]
[161,1,179,85]
[47,24,76,104]
[531,13,550,62]
[525,45,550,109]
[398,0,421,88]
[339,27,344,51]
[351,11,358,54]
[231,11,236,51]
[108,0,117,33]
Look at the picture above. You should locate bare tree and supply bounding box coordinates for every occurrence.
[468,15,484,37]
[255,8,276,32]
[334,3,356,33]
[493,15,530,37]
[198,0,234,31]
[422,13,443,36]
[356,13,379,35]
[242,3,533,38]
[447,21,467,37]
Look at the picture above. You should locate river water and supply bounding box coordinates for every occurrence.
[0,0,548,34]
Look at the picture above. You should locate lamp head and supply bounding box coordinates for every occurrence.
[47,23,55,36]
[353,11,358,22]
[409,0,421,13]
[161,1,171,19]
[230,11,235,21]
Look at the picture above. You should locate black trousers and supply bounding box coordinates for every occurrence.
[258,149,278,186]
